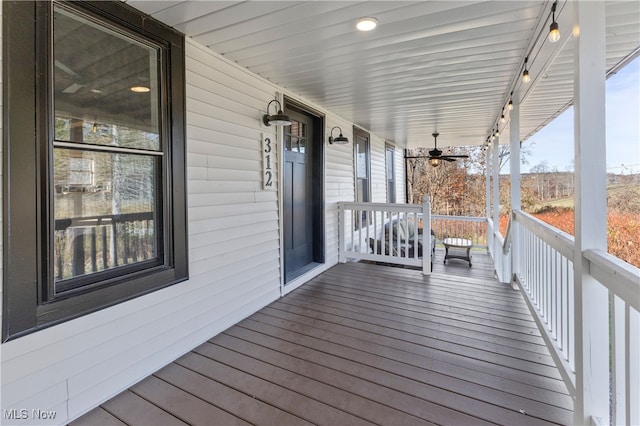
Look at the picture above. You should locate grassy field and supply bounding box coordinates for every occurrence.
[530,183,640,213]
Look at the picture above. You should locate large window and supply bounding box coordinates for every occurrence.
[3,1,187,340]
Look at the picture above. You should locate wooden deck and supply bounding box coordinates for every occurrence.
[72,252,573,426]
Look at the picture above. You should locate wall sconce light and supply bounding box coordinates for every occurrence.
[429,157,441,167]
[522,57,531,83]
[262,99,291,127]
[549,1,560,43]
[328,126,349,144]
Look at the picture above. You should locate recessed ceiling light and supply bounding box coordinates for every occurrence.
[356,17,378,31]
[130,86,150,93]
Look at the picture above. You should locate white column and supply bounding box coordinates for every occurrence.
[492,137,500,234]
[485,147,492,251]
[510,99,521,289]
[509,101,521,211]
[573,2,609,424]
[422,196,431,276]
[485,148,491,219]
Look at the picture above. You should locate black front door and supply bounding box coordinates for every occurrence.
[283,109,317,282]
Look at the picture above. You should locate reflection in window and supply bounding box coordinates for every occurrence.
[52,4,162,293]
[54,6,160,151]
[285,119,306,153]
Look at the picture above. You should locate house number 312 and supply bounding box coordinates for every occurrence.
[262,134,275,190]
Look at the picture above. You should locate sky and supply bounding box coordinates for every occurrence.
[520,55,639,174]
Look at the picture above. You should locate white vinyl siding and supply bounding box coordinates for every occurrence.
[325,120,355,265]
[370,134,387,203]
[0,35,403,426]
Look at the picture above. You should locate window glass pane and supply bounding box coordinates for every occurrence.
[54,5,160,151]
[54,148,159,287]
[289,120,301,137]
[356,137,368,179]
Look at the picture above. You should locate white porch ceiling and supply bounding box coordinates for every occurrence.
[126,1,639,149]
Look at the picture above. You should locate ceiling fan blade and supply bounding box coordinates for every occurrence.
[62,83,85,94]
[407,155,439,159]
[441,155,469,159]
[441,157,457,162]
[55,60,81,79]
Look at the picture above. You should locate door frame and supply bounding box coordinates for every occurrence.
[278,96,326,291]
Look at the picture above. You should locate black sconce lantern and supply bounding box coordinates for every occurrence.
[328,126,349,144]
[262,99,291,127]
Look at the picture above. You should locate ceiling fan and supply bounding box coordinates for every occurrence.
[406,132,469,167]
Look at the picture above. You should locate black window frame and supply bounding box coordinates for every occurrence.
[3,0,188,341]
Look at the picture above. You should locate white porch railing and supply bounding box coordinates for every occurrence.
[487,217,512,284]
[511,209,640,425]
[431,215,488,250]
[338,199,432,274]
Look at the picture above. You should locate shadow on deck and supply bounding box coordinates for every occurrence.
[73,253,573,425]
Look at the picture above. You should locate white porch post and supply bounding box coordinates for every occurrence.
[509,98,521,289]
[485,147,492,238]
[422,196,431,276]
[573,2,609,424]
[492,137,500,238]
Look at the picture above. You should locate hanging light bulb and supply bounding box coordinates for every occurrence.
[549,1,560,43]
[501,113,506,123]
[507,92,514,111]
[522,57,531,83]
[495,127,500,137]
[92,122,98,133]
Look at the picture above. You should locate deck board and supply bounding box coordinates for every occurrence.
[74,256,573,426]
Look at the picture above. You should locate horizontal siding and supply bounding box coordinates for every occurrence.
[324,119,355,266]
[370,134,387,203]
[0,31,399,426]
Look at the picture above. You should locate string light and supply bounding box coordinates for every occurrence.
[549,1,560,42]
[522,57,531,83]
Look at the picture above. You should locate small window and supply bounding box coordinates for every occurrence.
[3,1,187,340]
[354,127,371,203]
[386,143,396,203]
[353,127,371,227]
